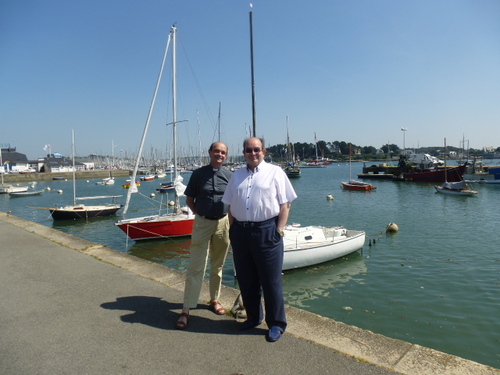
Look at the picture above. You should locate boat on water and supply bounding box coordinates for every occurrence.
[282,224,366,271]
[140,174,155,181]
[283,116,301,178]
[403,164,466,182]
[156,181,175,193]
[341,143,376,191]
[434,180,478,196]
[0,184,29,194]
[463,159,500,184]
[300,162,327,168]
[96,176,115,185]
[96,171,116,185]
[284,164,301,178]
[9,189,44,197]
[0,158,29,193]
[49,200,123,220]
[122,180,140,188]
[116,25,195,241]
[341,179,376,191]
[31,130,123,220]
[434,139,478,196]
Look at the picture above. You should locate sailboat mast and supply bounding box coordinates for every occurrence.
[172,25,178,184]
[217,101,221,141]
[444,138,448,183]
[72,129,76,205]
[349,143,352,182]
[286,116,290,162]
[122,27,172,214]
[249,10,256,137]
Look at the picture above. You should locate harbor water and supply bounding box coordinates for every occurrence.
[1,162,499,369]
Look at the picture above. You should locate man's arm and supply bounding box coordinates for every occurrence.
[276,202,291,232]
[227,207,234,226]
[186,196,197,215]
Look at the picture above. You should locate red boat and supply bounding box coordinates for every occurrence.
[115,26,195,241]
[115,212,194,240]
[403,164,466,183]
[341,180,376,191]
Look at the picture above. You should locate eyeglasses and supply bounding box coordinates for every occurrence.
[245,147,262,153]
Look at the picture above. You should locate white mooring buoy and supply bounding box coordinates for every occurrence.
[326,194,334,201]
[386,222,399,233]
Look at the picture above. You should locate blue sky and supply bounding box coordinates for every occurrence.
[1,0,499,160]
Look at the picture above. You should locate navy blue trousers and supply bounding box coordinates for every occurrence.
[230,218,287,331]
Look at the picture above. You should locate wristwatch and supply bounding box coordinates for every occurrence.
[278,230,285,237]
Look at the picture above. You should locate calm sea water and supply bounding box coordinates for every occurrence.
[2,163,499,369]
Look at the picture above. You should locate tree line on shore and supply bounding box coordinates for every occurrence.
[266,140,500,162]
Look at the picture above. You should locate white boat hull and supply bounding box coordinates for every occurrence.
[282,225,365,271]
[434,186,478,196]
[0,185,29,194]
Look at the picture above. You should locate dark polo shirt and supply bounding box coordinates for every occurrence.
[184,165,232,217]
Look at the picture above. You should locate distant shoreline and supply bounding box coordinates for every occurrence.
[1,169,131,183]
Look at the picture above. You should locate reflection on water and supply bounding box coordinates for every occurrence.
[283,252,367,308]
[127,237,192,269]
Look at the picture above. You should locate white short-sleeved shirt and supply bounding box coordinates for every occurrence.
[222,161,297,222]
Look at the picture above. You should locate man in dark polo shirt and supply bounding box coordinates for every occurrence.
[175,141,232,330]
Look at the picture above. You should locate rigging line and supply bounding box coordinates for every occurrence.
[177,33,218,134]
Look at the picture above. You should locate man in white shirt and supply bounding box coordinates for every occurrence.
[222,137,297,342]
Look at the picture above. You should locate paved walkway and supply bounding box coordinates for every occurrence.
[1,212,498,375]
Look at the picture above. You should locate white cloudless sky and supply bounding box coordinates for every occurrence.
[1,0,499,159]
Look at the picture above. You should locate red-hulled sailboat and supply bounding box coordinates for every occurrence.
[115,25,194,241]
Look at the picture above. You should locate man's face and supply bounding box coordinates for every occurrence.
[209,143,228,165]
[243,138,266,168]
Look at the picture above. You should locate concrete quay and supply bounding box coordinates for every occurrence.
[1,211,499,375]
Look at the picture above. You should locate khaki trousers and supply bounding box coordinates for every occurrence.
[183,215,230,309]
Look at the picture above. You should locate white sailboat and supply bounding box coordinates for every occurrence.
[115,25,195,241]
[434,138,478,196]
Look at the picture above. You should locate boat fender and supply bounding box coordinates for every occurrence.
[230,294,247,319]
[386,222,399,233]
